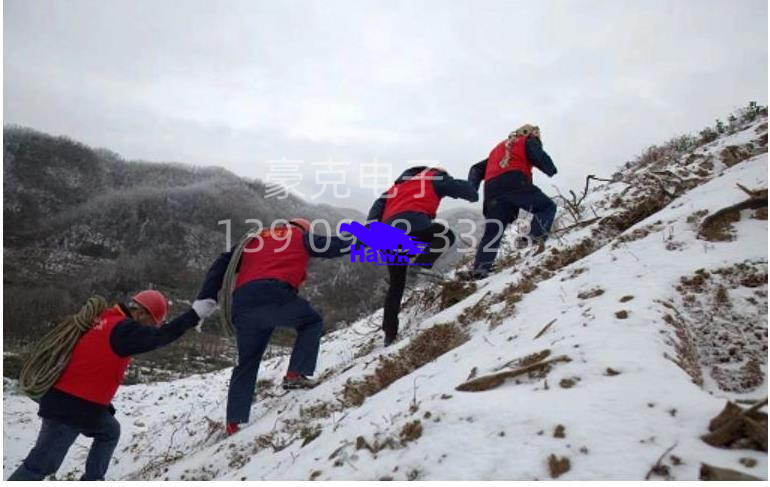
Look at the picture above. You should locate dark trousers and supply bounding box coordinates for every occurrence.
[473,185,556,272]
[226,280,323,423]
[382,222,456,340]
[9,414,120,481]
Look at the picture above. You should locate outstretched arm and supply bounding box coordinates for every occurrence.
[110,309,201,357]
[433,173,479,202]
[304,232,353,258]
[467,159,488,191]
[526,137,557,177]
[196,250,234,301]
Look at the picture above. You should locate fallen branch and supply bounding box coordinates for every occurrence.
[698,192,768,241]
[735,182,768,199]
[455,355,571,392]
[552,217,601,236]
[533,319,557,339]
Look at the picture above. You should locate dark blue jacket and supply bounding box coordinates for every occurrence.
[468,137,557,201]
[38,304,201,428]
[196,230,350,303]
[366,167,478,232]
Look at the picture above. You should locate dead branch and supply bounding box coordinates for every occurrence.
[551,217,601,236]
[698,192,768,240]
[533,319,557,339]
[644,442,678,480]
[576,175,619,206]
[333,412,349,432]
[456,355,571,392]
[411,375,427,411]
[552,189,582,225]
[736,182,768,199]
[554,175,618,225]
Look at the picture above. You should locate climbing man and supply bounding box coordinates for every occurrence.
[467,124,558,279]
[9,290,218,481]
[367,166,478,346]
[196,218,351,435]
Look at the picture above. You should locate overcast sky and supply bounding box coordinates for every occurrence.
[4,0,768,212]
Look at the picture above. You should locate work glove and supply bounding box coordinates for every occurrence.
[192,298,218,332]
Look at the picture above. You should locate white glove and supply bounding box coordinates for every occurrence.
[192,299,218,320]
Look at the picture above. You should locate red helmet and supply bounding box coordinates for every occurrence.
[288,218,311,232]
[131,290,168,325]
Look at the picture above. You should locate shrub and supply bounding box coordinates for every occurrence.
[340,323,469,406]
[699,127,719,144]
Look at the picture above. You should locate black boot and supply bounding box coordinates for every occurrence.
[384,334,398,347]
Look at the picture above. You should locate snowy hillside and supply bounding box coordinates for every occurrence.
[4,115,768,480]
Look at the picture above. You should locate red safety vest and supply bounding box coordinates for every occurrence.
[53,305,132,405]
[235,226,310,290]
[484,137,533,183]
[381,169,442,222]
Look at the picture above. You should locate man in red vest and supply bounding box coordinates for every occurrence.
[195,218,351,435]
[9,290,217,481]
[367,166,478,346]
[467,124,558,279]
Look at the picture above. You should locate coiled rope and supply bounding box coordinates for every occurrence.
[219,229,259,337]
[19,295,108,400]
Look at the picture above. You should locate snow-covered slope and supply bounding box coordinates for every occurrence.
[4,117,768,480]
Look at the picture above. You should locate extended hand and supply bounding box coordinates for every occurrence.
[192,298,218,320]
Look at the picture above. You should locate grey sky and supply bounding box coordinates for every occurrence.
[4,0,768,212]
